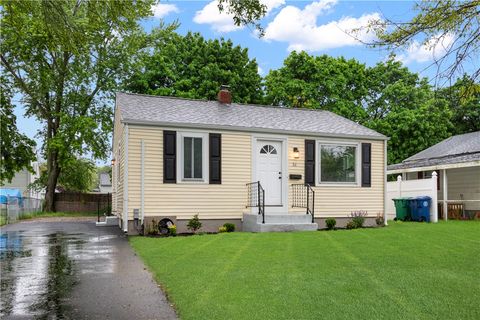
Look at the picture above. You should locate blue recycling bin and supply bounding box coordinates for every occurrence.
[410,196,431,222]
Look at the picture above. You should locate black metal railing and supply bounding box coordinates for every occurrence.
[291,184,315,223]
[246,181,265,224]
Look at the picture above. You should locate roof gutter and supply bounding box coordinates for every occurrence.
[121,119,389,141]
[387,160,480,175]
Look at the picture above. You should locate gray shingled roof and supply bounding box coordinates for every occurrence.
[116,92,387,140]
[99,173,111,186]
[388,131,480,171]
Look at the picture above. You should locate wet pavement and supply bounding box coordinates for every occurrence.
[0,220,177,320]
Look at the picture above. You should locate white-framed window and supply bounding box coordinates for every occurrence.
[317,141,360,185]
[177,131,208,183]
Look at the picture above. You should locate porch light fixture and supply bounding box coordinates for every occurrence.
[111,158,116,166]
[293,147,300,159]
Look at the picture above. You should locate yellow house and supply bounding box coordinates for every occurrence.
[112,88,388,234]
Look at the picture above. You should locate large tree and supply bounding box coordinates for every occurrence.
[264,51,369,122]
[1,0,153,211]
[265,52,454,164]
[124,30,263,103]
[31,157,97,193]
[0,77,36,183]
[437,75,480,135]
[367,0,480,85]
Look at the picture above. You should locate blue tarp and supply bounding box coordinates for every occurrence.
[0,189,23,205]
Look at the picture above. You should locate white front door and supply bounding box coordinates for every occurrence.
[256,140,283,206]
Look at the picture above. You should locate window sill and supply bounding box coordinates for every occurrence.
[316,182,360,187]
[179,179,207,184]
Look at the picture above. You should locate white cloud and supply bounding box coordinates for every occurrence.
[194,0,285,33]
[397,33,455,64]
[264,0,380,52]
[151,3,179,19]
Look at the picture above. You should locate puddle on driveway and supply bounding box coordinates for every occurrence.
[0,227,119,319]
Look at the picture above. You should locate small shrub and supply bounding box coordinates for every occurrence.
[325,218,336,230]
[223,223,235,232]
[350,210,367,228]
[146,218,159,235]
[187,214,202,233]
[168,225,177,236]
[218,226,227,233]
[346,221,356,230]
[375,212,385,226]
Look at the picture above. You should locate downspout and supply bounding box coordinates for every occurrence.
[141,139,145,226]
[384,140,388,226]
[123,124,129,233]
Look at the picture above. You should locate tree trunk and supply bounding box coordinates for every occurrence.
[44,150,60,212]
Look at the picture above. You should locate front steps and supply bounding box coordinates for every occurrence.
[96,215,119,227]
[243,213,318,232]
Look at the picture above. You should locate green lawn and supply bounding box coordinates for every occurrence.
[0,211,98,226]
[130,221,480,320]
[19,211,98,220]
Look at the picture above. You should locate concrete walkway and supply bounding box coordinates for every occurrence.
[0,220,177,320]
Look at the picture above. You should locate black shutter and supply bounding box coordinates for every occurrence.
[163,130,176,183]
[305,140,315,186]
[209,133,221,184]
[361,143,371,187]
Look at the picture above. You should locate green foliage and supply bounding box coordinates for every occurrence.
[376,213,385,227]
[223,223,235,232]
[145,218,159,236]
[325,218,336,230]
[125,30,263,104]
[187,214,202,233]
[265,53,457,164]
[0,0,154,210]
[345,221,356,230]
[367,0,480,84]
[31,158,96,193]
[168,225,177,236]
[218,226,227,233]
[350,210,368,229]
[218,0,267,36]
[264,51,368,122]
[364,58,453,164]
[437,75,480,135]
[0,78,36,183]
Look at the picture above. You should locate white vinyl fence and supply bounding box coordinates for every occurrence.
[386,172,438,222]
[0,197,42,224]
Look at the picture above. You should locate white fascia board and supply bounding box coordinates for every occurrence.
[387,161,480,175]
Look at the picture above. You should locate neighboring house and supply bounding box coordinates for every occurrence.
[111,88,388,234]
[98,173,112,193]
[387,131,480,219]
[0,156,43,199]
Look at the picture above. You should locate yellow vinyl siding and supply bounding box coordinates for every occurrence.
[288,137,385,217]
[112,108,125,218]
[119,123,385,220]
[127,126,251,220]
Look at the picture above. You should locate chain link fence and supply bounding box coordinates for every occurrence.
[0,197,43,225]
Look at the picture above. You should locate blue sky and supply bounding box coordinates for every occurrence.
[14,0,456,163]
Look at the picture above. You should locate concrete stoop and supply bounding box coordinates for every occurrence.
[96,216,119,227]
[242,213,318,232]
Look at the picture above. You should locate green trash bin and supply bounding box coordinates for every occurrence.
[393,197,412,221]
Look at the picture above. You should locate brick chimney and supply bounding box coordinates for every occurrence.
[217,85,232,104]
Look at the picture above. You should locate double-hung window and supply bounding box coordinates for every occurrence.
[178,132,208,182]
[318,142,359,185]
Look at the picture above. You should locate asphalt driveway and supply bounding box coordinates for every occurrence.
[0,219,177,320]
